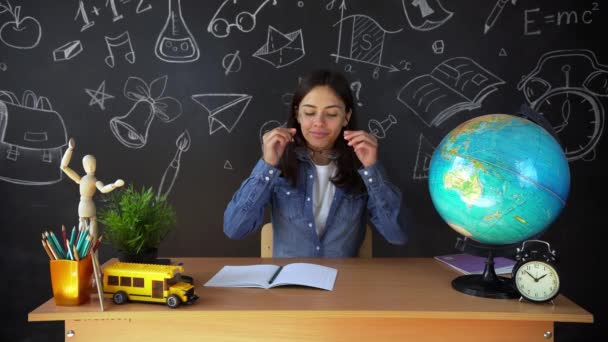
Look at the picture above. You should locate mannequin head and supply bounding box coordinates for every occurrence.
[82,155,96,174]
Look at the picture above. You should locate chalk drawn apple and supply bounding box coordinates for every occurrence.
[0,1,41,49]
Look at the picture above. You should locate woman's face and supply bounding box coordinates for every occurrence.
[296,85,351,151]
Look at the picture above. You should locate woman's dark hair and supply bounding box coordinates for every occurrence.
[279,69,365,194]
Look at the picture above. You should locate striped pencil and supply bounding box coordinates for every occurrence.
[79,235,92,257]
[45,232,63,259]
[41,240,55,260]
[43,237,59,260]
[72,244,80,261]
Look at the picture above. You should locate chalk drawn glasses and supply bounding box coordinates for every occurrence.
[207,0,276,38]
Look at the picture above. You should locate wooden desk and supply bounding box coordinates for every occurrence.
[29,258,593,341]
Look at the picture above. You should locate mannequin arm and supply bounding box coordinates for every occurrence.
[96,179,125,193]
[60,138,81,183]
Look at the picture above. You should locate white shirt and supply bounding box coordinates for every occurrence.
[313,162,337,238]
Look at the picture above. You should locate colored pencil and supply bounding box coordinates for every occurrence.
[72,244,80,261]
[41,240,55,260]
[61,225,67,247]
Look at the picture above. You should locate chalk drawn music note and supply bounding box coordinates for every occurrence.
[104,31,136,68]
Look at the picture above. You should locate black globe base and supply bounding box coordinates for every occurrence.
[450,237,520,299]
[452,274,518,299]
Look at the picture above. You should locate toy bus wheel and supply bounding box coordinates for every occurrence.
[166,295,180,308]
[113,291,128,305]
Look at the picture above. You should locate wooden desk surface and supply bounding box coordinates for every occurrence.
[28,257,593,324]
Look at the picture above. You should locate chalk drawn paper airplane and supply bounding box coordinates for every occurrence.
[191,94,252,135]
[402,0,453,31]
[253,26,305,69]
[397,57,504,127]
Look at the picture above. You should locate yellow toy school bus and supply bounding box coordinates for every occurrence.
[103,262,198,308]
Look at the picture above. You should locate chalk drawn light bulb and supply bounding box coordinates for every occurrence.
[155,0,200,63]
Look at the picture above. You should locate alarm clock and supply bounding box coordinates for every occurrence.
[512,240,560,303]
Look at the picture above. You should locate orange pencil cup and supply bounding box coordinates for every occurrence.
[49,254,93,305]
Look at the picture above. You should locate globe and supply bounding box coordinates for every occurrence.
[428,114,570,245]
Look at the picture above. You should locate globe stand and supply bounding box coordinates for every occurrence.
[451,237,519,299]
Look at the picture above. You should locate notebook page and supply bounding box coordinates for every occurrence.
[204,264,279,288]
[271,263,337,290]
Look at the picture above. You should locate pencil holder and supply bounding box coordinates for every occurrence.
[49,254,93,305]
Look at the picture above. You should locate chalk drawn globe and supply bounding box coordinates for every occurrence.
[428,114,570,245]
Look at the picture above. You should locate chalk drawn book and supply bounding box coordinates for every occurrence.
[203,263,338,291]
[397,57,504,127]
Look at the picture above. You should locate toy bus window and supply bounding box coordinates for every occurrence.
[133,277,144,288]
[108,275,119,286]
[167,274,179,286]
[120,276,132,287]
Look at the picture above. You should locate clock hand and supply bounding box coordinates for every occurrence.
[524,270,538,281]
[537,273,547,281]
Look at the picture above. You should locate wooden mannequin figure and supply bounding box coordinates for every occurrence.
[61,138,124,241]
[60,137,124,311]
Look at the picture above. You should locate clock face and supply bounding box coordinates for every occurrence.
[533,88,604,162]
[514,260,560,302]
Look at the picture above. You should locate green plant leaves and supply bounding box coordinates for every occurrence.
[98,184,176,255]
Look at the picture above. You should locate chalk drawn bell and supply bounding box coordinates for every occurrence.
[109,101,156,149]
[110,76,182,149]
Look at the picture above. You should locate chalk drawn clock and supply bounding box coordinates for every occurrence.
[518,49,607,162]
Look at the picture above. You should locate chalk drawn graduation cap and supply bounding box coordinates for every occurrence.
[253,26,305,69]
[191,94,252,135]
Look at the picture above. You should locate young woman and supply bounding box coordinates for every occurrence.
[224,70,406,257]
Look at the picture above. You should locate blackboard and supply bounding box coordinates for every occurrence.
[1,0,605,340]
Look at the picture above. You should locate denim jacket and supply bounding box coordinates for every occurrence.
[224,152,407,257]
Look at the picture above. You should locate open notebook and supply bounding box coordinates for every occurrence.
[203,263,338,291]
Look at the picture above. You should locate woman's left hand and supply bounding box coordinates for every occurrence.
[344,130,378,168]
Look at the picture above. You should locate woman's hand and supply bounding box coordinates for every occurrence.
[344,130,378,168]
[262,128,296,166]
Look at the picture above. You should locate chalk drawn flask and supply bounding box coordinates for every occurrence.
[155,0,200,63]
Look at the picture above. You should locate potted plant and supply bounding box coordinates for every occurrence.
[98,184,176,264]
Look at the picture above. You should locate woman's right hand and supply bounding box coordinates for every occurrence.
[262,128,296,166]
